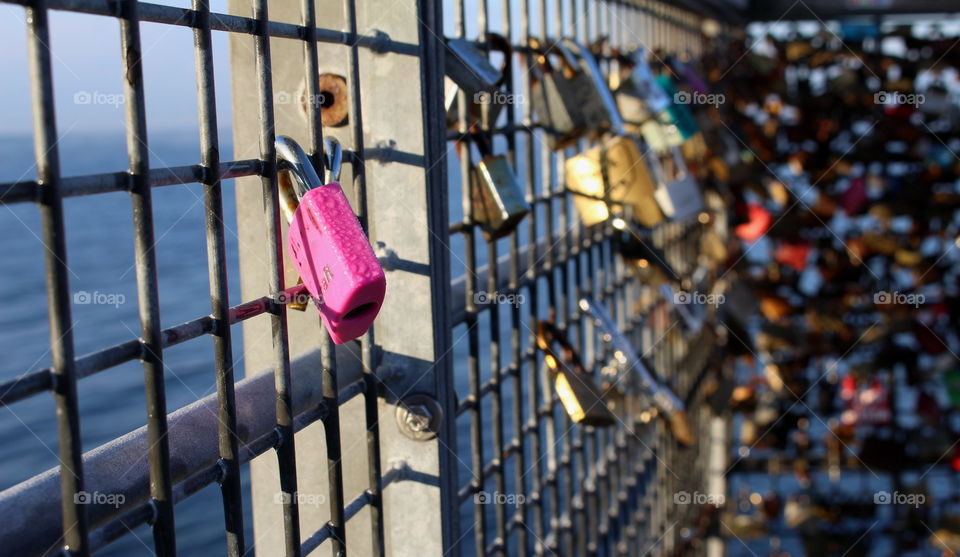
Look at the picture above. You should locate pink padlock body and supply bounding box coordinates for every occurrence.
[288,183,386,344]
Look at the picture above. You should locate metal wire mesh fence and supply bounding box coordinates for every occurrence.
[445,1,721,555]
[0,0,722,555]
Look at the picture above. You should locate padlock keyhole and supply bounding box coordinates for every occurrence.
[343,302,376,321]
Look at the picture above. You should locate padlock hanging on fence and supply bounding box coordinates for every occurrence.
[277,138,344,312]
[564,135,664,228]
[443,33,512,130]
[613,46,673,130]
[276,136,386,345]
[552,40,666,229]
[535,317,616,427]
[650,145,706,221]
[579,296,694,445]
[467,129,531,241]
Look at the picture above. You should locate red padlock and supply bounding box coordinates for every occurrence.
[277,136,386,344]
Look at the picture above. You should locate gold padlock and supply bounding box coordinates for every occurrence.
[565,135,663,227]
[470,132,530,241]
[536,319,615,427]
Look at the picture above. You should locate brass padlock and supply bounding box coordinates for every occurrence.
[469,132,530,241]
[536,318,615,427]
[565,135,663,227]
[579,297,693,445]
[444,34,511,129]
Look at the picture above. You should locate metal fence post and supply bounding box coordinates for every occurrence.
[228,0,455,554]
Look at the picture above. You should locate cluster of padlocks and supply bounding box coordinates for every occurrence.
[444,35,714,240]
[444,35,731,444]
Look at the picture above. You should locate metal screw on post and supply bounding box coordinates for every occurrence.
[396,394,443,441]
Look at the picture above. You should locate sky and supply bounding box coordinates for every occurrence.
[1,0,234,136]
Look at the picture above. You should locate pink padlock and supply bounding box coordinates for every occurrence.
[277,136,386,344]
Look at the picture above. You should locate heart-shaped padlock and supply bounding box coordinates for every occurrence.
[277,136,386,344]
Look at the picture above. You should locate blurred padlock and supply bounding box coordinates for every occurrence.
[614,46,672,129]
[470,132,530,240]
[558,38,625,138]
[536,318,615,427]
[529,37,592,149]
[565,135,663,227]
[444,33,511,129]
[655,74,700,140]
[277,136,386,344]
[579,297,693,445]
[612,217,681,282]
[651,147,706,221]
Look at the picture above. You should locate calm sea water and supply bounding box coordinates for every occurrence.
[0,129,251,555]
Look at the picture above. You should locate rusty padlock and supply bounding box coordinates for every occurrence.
[470,131,530,241]
[277,136,386,344]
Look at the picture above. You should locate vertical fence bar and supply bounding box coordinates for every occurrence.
[251,0,302,552]
[26,0,89,553]
[117,0,177,552]
[298,0,348,552]
[192,0,246,553]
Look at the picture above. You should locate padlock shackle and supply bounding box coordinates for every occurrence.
[559,38,626,136]
[323,136,343,183]
[276,136,344,207]
[276,136,325,204]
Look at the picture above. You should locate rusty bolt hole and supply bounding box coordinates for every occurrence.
[303,73,349,127]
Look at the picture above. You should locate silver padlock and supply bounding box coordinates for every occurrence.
[528,36,592,149]
[579,297,692,445]
[557,37,626,139]
[444,33,511,129]
[651,146,706,221]
[614,46,673,129]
